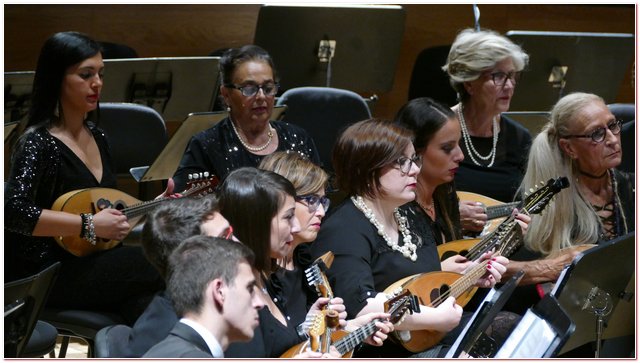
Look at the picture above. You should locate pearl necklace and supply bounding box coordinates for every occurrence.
[457,104,499,167]
[229,116,274,152]
[351,196,417,262]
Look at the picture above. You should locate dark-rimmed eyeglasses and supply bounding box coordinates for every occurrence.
[394,154,422,174]
[295,194,330,213]
[561,120,622,143]
[490,71,521,88]
[225,82,279,97]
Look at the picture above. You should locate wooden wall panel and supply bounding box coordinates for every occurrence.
[4,4,635,119]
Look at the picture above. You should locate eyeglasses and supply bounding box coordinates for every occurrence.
[490,71,521,88]
[394,154,422,174]
[561,120,622,143]
[225,82,279,97]
[295,194,330,213]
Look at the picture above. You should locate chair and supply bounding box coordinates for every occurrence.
[41,308,126,358]
[608,103,635,173]
[276,87,371,173]
[98,102,168,199]
[98,41,138,59]
[5,262,60,358]
[408,45,458,107]
[94,324,133,358]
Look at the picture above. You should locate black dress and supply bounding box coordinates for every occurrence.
[225,274,304,358]
[172,118,321,191]
[455,115,532,203]
[505,169,636,315]
[310,198,443,357]
[4,123,163,323]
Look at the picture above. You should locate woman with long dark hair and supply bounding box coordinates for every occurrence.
[5,31,162,323]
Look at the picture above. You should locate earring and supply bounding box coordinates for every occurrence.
[226,106,231,112]
[53,100,60,118]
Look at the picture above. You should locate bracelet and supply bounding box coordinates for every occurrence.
[80,213,97,245]
[296,322,309,340]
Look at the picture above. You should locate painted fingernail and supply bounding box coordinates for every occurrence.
[492,258,496,261]
[487,264,492,269]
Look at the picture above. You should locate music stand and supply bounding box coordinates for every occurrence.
[495,294,575,358]
[130,105,287,183]
[253,4,405,93]
[551,232,635,356]
[100,57,220,123]
[4,71,35,124]
[445,270,525,358]
[506,31,634,112]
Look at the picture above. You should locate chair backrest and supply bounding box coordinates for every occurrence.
[408,45,457,107]
[608,103,635,124]
[97,102,168,177]
[5,262,61,357]
[608,103,635,173]
[94,324,133,358]
[276,87,371,173]
[98,41,138,59]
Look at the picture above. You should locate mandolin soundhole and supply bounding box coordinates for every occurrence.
[429,284,451,304]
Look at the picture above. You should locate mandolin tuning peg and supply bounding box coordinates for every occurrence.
[529,188,535,193]
[534,184,539,189]
[204,171,209,178]
[188,173,193,180]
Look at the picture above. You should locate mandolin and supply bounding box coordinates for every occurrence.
[331,290,418,357]
[457,191,520,237]
[385,177,570,353]
[52,173,218,257]
[440,177,570,262]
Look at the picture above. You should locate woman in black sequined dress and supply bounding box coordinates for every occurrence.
[4,32,162,323]
[172,45,321,191]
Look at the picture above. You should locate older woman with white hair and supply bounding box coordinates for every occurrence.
[443,28,531,233]
[503,92,634,319]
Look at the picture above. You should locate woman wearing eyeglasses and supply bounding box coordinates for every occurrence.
[172,45,321,191]
[310,119,507,357]
[503,93,634,319]
[260,151,393,350]
[443,28,531,234]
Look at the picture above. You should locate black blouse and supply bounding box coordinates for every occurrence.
[455,115,532,203]
[310,199,442,319]
[172,118,321,191]
[5,123,117,280]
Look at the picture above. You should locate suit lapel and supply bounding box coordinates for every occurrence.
[172,322,213,356]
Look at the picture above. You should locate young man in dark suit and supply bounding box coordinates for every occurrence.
[144,235,264,357]
[123,196,234,357]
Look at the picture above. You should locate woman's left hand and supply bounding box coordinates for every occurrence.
[513,208,530,235]
[474,252,509,288]
[155,178,182,200]
[346,312,394,346]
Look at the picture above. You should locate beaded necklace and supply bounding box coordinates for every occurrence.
[457,103,499,167]
[229,116,274,152]
[351,196,417,262]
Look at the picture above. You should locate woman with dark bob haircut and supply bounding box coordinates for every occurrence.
[5,31,163,323]
[172,44,321,191]
[311,118,507,357]
[219,167,345,358]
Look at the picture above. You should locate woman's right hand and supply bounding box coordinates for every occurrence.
[432,296,463,332]
[92,208,130,241]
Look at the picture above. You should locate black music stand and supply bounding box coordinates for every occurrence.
[253,5,405,93]
[495,294,575,358]
[506,31,634,112]
[4,71,35,124]
[551,232,635,356]
[445,271,525,358]
[100,57,220,123]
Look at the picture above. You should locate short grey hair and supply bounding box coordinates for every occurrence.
[442,28,529,101]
